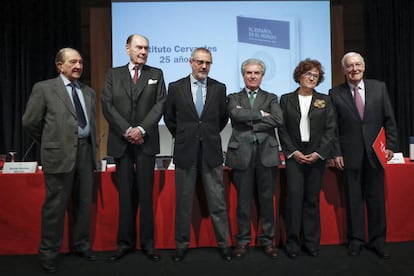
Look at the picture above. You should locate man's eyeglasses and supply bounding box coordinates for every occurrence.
[303,72,320,79]
[193,59,212,66]
[344,62,364,71]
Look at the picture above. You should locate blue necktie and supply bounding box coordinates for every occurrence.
[195,81,204,116]
[69,83,87,128]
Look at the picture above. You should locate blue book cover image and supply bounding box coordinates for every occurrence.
[236,15,298,95]
[237,16,291,49]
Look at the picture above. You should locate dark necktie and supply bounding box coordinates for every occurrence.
[249,91,258,142]
[249,91,256,107]
[353,86,364,119]
[195,81,204,116]
[133,66,139,84]
[69,83,87,128]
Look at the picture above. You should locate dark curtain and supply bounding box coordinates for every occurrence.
[0,0,81,161]
[364,0,414,156]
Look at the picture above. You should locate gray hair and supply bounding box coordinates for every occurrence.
[241,58,266,76]
[341,52,365,68]
[55,47,80,64]
[126,34,149,45]
[190,47,213,61]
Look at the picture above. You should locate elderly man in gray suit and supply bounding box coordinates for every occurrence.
[22,48,98,273]
[226,58,283,259]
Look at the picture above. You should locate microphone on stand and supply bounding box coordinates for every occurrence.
[22,141,36,161]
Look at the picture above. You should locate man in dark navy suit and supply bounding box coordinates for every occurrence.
[164,47,232,262]
[329,52,398,259]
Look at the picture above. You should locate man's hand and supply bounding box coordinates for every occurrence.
[303,152,320,163]
[334,156,344,170]
[385,149,394,161]
[293,151,308,164]
[262,111,270,117]
[124,127,144,144]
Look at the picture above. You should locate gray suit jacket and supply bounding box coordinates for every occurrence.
[22,76,98,173]
[101,64,166,158]
[329,79,398,169]
[226,88,283,169]
[278,90,336,159]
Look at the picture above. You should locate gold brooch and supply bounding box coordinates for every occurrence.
[314,99,326,109]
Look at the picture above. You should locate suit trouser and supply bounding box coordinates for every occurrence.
[343,156,386,250]
[284,157,325,253]
[174,155,230,249]
[232,143,277,247]
[39,138,94,261]
[115,144,156,251]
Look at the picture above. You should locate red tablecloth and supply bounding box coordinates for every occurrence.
[1,162,414,255]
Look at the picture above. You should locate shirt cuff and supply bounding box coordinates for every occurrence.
[136,126,146,136]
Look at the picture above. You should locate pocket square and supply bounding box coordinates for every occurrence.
[148,79,158,85]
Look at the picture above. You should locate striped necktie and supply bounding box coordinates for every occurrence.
[353,86,364,119]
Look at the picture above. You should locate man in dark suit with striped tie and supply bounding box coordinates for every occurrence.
[329,52,398,259]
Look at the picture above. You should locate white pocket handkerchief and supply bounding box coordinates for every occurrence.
[148,79,158,85]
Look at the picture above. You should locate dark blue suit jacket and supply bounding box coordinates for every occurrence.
[164,75,228,168]
[329,79,398,169]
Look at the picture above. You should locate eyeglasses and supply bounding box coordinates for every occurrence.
[193,59,212,66]
[303,72,320,79]
[344,62,364,71]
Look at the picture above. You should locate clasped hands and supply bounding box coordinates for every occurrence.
[124,127,144,145]
[293,151,319,164]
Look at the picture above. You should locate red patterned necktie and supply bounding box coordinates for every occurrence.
[133,66,139,84]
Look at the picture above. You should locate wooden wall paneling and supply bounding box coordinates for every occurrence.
[90,7,111,160]
[331,5,345,87]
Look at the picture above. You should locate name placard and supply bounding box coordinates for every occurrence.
[410,136,414,161]
[387,152,405,164]
[2,162,38,173]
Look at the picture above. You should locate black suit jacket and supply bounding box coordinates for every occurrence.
[101,64,166,158]
[164,75,228,168]
[278,90,336,159]
[329,79,398,169]
[226,88,283,169]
